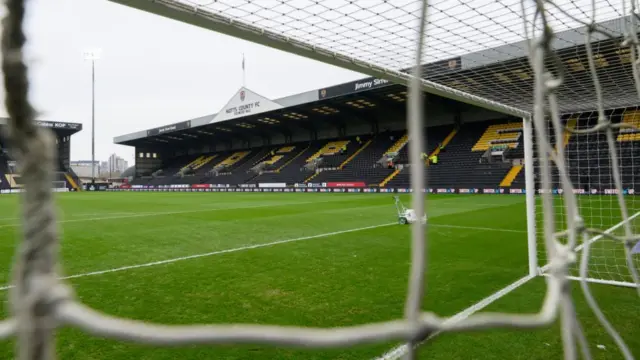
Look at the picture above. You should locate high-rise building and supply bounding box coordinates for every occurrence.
[106,154,128,175]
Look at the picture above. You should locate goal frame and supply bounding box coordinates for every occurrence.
[108,0,640,288]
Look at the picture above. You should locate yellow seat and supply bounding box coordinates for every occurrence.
[617,111,640,142]
[306,141,350,162]
[472,123,522,152]
[218,151,251,167]
[277,146,295,153]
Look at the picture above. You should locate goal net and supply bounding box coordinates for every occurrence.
[538,109,640,287]
[1,0,639,359]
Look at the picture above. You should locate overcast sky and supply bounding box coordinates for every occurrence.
[0,0,365,165]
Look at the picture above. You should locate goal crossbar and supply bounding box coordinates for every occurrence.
[108,0,529,119]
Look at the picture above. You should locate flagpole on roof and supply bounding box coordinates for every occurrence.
[242,53,246,88]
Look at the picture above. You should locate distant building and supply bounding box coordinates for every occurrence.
[102,154,129,177]
[70,160,99,179]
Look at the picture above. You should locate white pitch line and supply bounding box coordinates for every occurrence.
[0,200,346,229]
[374,274,536,360]
[0,223,397,291]
[375,212,640,359]
[429,224,526,233]
[0,222,524,292]
[0,212,151,222]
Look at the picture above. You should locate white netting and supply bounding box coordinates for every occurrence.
[1,0,639,359]
[130,0,640,112]
[537,109,640,286]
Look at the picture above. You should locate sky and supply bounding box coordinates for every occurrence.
[0,0,365,165]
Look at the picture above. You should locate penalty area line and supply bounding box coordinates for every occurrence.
[374,273,536,360]
[0,222,523,292]
[0,222,396,292]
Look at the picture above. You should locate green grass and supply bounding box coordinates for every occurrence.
[0,192,638,359]
[540,195,640,284]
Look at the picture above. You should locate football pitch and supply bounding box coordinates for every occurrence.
[0,192,638,359]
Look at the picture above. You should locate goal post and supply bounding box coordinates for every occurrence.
[523,117,538,278]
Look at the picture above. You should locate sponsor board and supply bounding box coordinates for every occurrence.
[34,121,82,131]
[326,182,366,188]
[192,184,211,189]
[459,188,479,194]
[483,188,505,194]
[104,186,640,195]
[318,77,392,99]
[85,183,109,191]
[170,184,190,189]
[259,183,286,188]
[146,120,191,136]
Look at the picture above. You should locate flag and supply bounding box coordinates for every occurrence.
[632,240,640,255]
[242,53,245,71]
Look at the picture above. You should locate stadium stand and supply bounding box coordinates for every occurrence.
[255,146,299,174]
[115,110,640,194]
[617,110,640,142]
[120,119,534,189]
[64,172,81,191]
[306,139,353,167]
[310,135,393,185]
[110,65,640,195]
[0,149,9,190]
[249,142,325,185]
[386,121,520,189]
[507,113,639,192]
[0,120,83,192]
[205,149,270,185]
